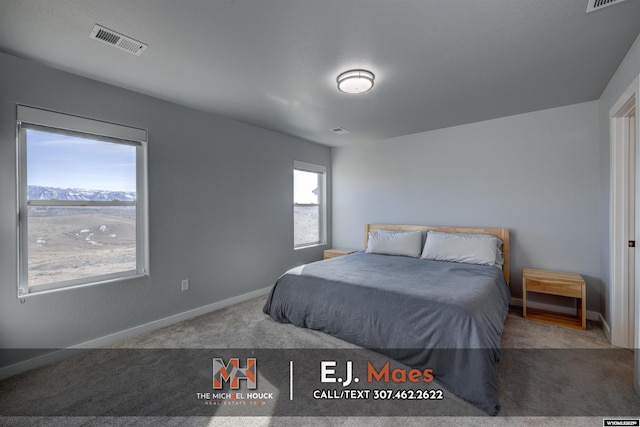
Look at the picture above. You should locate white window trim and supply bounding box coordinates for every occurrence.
[15,105,149,299]
[293,160,327,249]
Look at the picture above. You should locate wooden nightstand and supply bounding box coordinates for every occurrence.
[323,248,357,260]
[522,268,586,330]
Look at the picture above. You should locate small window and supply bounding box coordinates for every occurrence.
[293,160,327,249]
[16,106,149,297]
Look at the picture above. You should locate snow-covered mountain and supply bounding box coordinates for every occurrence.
[27,185,136,202]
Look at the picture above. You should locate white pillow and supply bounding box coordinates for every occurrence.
[377,228,428,248]
[420,231,500,266]
[365,230,423,257]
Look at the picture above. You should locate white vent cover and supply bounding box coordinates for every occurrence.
[89,24,148,56]
[586,0,628,13]
[331,127,351,135]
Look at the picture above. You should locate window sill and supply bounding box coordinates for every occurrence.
[18,273,149,300]
[294,243,327,251]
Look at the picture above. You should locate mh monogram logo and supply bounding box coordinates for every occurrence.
[212,358,257,389]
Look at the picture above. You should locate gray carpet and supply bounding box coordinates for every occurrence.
[1,297,639,426]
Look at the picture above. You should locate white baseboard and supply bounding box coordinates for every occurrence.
[510,297,600,321]
[0,286,272,381]
[598,312,612,342]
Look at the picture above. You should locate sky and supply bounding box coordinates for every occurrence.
[293,169,319,204]
[26,129,137,192]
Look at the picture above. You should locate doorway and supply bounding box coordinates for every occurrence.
[610,75,639,353]
[626,107,636,348]
[605,75,640,394]
[607,75,640,404]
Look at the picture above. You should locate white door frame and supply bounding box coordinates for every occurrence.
[609,74,639,349]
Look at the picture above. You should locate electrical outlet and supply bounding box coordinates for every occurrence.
[181,279,189,291]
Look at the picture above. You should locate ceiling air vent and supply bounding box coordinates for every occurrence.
[586,0,628,13]
[89,24,148,56]
[331,127,351,135]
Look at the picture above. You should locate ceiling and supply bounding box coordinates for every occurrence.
[1,0,639,147]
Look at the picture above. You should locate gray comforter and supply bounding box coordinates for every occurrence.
[263,251,511,415]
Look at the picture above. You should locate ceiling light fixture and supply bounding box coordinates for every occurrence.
[337,69,375,94]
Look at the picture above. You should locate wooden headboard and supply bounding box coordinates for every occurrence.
[365,224,510,285]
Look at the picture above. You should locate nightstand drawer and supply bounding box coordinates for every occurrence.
[525,278,583,298]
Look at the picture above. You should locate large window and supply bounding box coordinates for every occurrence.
[293,160,326,248]
[16,106,149,298]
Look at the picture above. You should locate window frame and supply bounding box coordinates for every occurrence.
[15,105,149,298]
[293,160,327,249]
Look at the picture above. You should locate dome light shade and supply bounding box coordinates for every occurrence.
[337,69,375,94]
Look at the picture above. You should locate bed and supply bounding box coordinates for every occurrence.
[263,224,511,415]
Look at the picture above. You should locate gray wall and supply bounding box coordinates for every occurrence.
[0,52,331,361]
[598,32,640,322]
[332,101,601,310]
